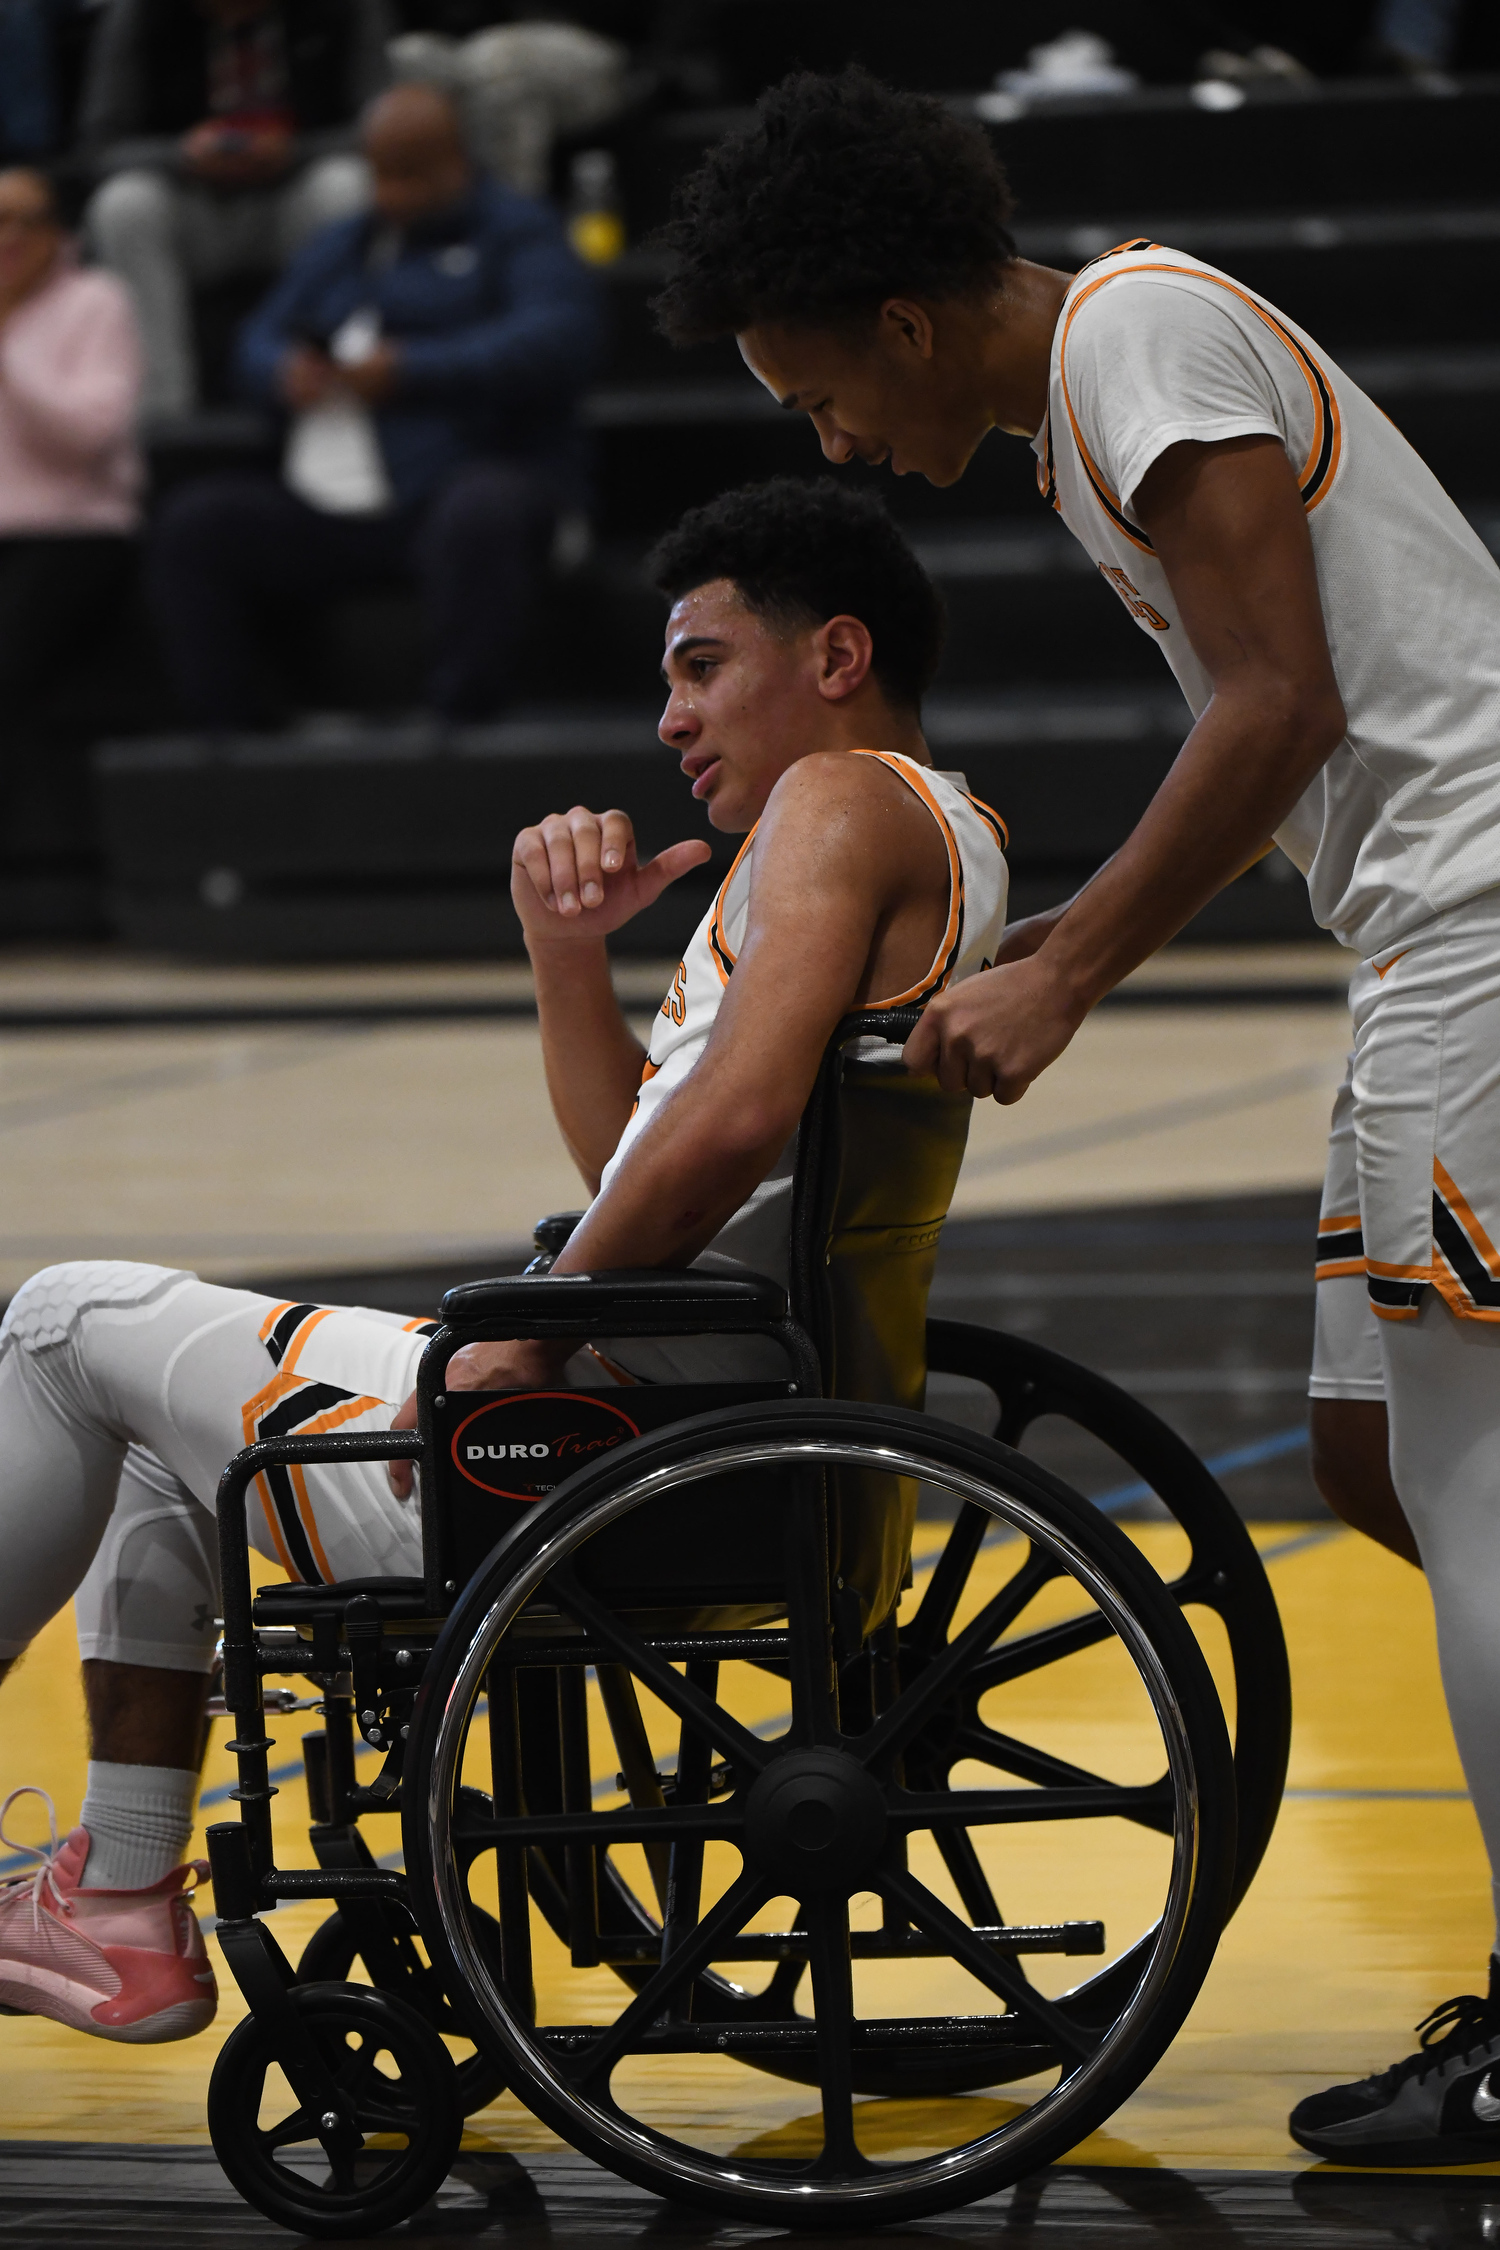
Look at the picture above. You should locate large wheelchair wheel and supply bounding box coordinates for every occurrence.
[404,1400,1234,2229]
[928,1319,1291,1917]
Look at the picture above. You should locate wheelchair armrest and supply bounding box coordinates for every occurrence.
[438,1268,789,1333]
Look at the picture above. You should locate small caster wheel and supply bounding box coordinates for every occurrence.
[208,1981,462,2238]
[293,1909,505,2118]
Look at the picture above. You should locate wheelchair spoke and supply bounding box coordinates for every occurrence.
[893,1783,1174,1830]
[547,1567,771,1776]
[572,1866,771,2093]
[326,2143,361,2195]
[967,1605,1114,1693]
[805,1893,873,2179]
[954,1720,1160,1804]
[877,1867,1100,2065]
[334,2033,382,2108]
[855,1549,1064,1772]
[930,1823,1003,1928]
[907,1501,992,1654]
[264,2106,319,2152]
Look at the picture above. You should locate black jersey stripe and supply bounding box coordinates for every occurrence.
[1074,238,1155,276]
[1434,1189,1500,1308]
[1077,452,1157,554]
[265,1303,318,1366]
[257,1463,322,1583]
[1037,411,1058,511]
[963,794,1009,850]
[1315,1221,1364,1272]
[1367,1272,1429,1312]
[1288,333,1337,506]
[250,1379,358,1585]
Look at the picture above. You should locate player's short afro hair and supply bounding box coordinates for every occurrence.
[648,476,945,712]
[652,66,1016,345]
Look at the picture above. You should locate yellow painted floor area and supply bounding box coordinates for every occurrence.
[0,1520,1487,2172]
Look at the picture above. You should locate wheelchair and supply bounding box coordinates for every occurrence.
[202,1005,1291,2238]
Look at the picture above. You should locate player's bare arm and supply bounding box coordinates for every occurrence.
[514,806,711,1185]
[906,435,1346,1099]
[454,752,947,1394]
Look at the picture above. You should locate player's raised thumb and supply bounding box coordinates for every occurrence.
[639,837,713,902]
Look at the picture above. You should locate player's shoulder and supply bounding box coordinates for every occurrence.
[764,747,919,803]
[1070,245,1256,332]
[752,753,948,899]
[759,748,937,836]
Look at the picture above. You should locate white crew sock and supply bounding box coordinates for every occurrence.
[79,1760,198,1890]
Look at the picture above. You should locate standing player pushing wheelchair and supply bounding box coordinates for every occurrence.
[650,65,1500,2166]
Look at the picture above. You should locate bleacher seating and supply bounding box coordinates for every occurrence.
[30,66,1500,957]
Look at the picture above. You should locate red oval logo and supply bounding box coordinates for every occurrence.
[449,1391,641,1501]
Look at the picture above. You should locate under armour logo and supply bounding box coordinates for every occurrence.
[192,1603,212,1633]
[1472,2070,1500,2124]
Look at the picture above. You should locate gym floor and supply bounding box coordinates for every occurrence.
[2,940,1494,2247]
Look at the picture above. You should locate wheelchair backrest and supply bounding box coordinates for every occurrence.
[788,1011,973,1630]
[420,1011,971,1634]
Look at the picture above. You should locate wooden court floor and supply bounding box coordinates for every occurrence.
[0,1516,1487,2186]
[5,945,1495,2242]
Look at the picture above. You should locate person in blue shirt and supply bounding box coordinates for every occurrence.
[146,81,603,726]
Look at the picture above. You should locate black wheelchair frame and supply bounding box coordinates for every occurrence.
[201,1008,1291,2238]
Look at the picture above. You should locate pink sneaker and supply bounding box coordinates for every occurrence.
[0,1788,217,2043]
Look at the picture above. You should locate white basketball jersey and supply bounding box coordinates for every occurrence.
[1035,240,1500,959]
[596,751,1009,1288]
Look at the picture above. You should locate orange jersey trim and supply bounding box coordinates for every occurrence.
[287,1392,387,1583]
[854,752,967,1008]
[1057,254,1344,555]
[706,828,758,985]
[240,1369,302,1578]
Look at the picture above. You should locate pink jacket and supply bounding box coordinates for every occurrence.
[0,254,143,535]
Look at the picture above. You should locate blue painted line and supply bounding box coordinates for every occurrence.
[0,1742,382,1879]
[1088,1422,1310,1516]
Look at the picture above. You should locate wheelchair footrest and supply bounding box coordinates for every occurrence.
[264,1867,407,1904]
[538,2015,1038,2056]
[590,1920,1104,1965]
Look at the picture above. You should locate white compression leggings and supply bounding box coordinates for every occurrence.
[0,1262,427,1666]
[1380,1293,1500,1940]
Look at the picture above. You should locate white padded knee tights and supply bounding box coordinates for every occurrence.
[1382,1296,1500,1944]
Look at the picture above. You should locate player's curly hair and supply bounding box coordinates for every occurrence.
[652,66,1016,345]
[648,476,946,712]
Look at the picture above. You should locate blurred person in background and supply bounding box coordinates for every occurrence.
[79,0,390,415]
[146,81,601,728]
[0,167,141,837]
[389,19,629,201]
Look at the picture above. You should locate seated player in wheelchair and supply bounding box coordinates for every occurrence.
[0,473,1008,2044]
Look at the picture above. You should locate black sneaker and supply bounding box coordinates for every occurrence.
[1290,1990,1500,2165]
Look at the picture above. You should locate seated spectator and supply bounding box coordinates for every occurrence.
[147,82,601,726]
[0,167,141,838]
[79,0,390,415]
